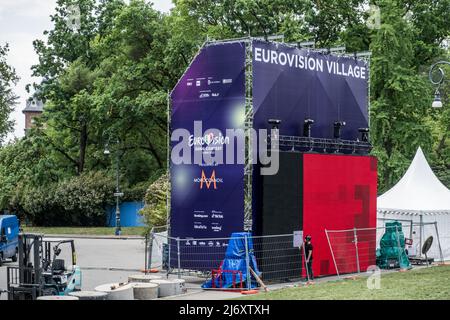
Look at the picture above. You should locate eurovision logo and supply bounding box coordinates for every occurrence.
[194,170,224,189]
[188,132,230,147]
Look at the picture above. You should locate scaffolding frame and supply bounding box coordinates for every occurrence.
[244,40,254,231]
[166,35,372,234]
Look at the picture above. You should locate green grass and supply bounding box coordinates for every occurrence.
[239,265,450,300]
[22,226,146,236]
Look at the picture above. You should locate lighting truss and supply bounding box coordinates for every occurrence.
[273,135,372,154]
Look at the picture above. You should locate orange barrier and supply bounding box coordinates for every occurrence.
[240,289,259,295]
[140,269,159,273]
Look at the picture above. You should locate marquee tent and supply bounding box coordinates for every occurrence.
[377,147,450,261]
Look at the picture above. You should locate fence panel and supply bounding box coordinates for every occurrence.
[326,222,445,278]
[325,229,359,276]
[147,233,308,286]
[252,234,304,283]
[355,228,378,273]
[409,222,443,262]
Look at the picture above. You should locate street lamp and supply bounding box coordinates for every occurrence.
[429,61,449,108]
[104,138,123,236]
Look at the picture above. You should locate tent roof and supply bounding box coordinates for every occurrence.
[377,147,450,215]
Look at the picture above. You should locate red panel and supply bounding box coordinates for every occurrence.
[302,154,377,277]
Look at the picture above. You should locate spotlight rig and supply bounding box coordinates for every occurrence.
[358,128,370,142]
[333,121,346,139]
[303,118,315,138]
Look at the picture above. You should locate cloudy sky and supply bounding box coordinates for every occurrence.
[0,0,174,142]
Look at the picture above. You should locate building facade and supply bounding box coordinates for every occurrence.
[22,96,44,132]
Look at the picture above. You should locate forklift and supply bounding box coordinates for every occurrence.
[6,233,82,300]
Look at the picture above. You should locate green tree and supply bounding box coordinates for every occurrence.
[2,0,449,227]
[139,172,168,229]
[370,0,450,191]
[0,44,18,144]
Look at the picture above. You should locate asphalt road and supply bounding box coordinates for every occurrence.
[0,236,164,300]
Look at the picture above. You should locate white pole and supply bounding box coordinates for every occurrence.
[353,228,360,274]
[434,222,444,263]
[325,229,340,279]
[419,215,423,257]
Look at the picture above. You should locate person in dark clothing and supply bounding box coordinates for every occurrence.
[302,235,314,281]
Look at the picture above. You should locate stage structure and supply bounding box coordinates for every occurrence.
[168,37,376,275]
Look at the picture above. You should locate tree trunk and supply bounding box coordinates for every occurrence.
[78,122,88,174]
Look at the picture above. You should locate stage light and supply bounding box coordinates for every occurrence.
[333,121,346,139]
[303,118,315,138]
[268,119,282,129]
[358,128,370,142]
[268,119,281,149]
[432,90,443,108]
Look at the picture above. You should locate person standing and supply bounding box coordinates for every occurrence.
[302,235,314,281]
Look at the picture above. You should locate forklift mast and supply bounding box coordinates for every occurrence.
[18,233,45,286]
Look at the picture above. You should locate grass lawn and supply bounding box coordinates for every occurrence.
[22,226,147,236]
[239,265,450,300]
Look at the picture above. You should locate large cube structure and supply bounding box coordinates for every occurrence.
[169,38,376,276]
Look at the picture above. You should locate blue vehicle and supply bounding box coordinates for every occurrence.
[0,215,19,265]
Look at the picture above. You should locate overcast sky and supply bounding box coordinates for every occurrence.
[0,0,174,142]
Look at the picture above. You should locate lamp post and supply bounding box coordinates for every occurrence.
[104,138,123,236]
[429,61,449,108]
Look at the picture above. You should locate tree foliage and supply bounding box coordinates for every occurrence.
[0,0,449,226]
[0,44,18,144]
[139,172,169,229]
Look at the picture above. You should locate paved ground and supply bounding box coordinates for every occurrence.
[2,235,437,300]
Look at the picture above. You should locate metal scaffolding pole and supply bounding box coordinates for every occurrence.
[166,90,171,237]
[244,40,254,231]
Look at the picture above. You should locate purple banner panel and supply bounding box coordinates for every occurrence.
[170,42,246,269]
[252,39,369,140]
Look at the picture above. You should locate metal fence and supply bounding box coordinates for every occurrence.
[144,231,309,289]
[326,222,444,279]
[377,218,445,261]
[143,221,445,289]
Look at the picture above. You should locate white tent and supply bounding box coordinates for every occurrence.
[377,147,450,261]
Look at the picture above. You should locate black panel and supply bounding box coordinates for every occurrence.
[260,151,303,235]
[256,152,304,281]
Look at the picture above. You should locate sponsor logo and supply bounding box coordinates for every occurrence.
[171,123,280,175]
[208,79,221,85]
[194,170,223,189]
[222,79,232,84]
[188,132,229,147]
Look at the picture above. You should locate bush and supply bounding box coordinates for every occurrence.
[10,185,62,225]
[53,171,116,226]
[10,171,116,226]
[122,181,149,202]
[139,172,168,229]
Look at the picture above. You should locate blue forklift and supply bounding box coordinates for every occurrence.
[0,215,20,266]
[6,233,82,300]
